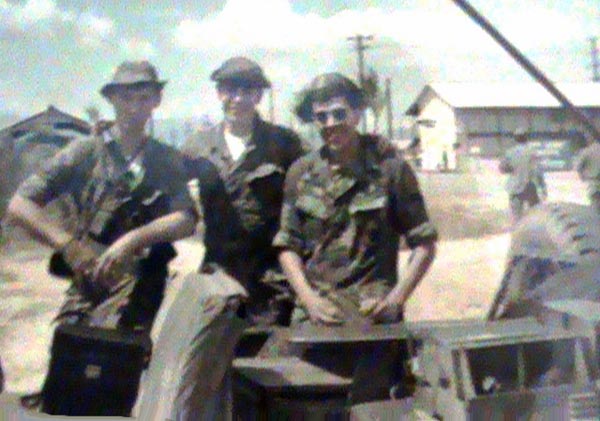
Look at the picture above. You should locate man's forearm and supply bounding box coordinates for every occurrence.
[388,241,437,305]
[278,249,315,303]
[124,211,196,252]
[6,194,71,249]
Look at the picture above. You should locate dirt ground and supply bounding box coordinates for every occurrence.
[0,169,589,394]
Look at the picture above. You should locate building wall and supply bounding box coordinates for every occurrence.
[457,107,595,159]
[416,93,458,171]
[412,89,600,172]
[454,107,600,171]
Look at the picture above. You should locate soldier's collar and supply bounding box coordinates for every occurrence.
[320,142,376,181]
[103,125,151,163]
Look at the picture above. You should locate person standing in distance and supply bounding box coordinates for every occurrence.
[499,128,547,225]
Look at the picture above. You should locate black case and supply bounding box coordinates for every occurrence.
[41,323,152,416]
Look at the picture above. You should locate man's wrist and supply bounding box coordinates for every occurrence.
[386,288,407,307]
[298,287,319,306]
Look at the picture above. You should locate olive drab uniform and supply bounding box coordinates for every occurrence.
[499,143,547,224]
[182,116,304,325]
[16,128,212,330]
[273,135,438,324]
[135,116,304,421]
[575,142,600,215]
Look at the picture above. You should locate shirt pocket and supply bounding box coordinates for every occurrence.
[295,193,327,249]
[348,194,387,249]
[244,163,286,210]
[88,196,133,242]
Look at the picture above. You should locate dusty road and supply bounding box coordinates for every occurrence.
[0,170,589,394]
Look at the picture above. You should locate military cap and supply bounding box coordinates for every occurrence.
[100,61,167,98]
[210,57,271,88]
[294,72,366,123]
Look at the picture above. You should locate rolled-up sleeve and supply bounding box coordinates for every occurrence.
[16,138,94,206]
[272,162,304,255]
[388,158,438,248]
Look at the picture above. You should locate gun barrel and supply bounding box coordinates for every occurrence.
[450,0,600,145]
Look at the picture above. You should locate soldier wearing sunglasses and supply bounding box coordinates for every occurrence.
[275,72,438,327]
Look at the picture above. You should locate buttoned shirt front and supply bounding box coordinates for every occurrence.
[183,117,303,267]
[182,115,305,324]
[273,135,438,315]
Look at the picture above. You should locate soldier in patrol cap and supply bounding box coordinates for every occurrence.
[5,60,231,415]
[181,55,304,325]
[499,128,547,225]
[139,57,304,419]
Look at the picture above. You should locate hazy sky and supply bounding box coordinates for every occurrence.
[0,0,598,125]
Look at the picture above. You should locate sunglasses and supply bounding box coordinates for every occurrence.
[314,108,349,125]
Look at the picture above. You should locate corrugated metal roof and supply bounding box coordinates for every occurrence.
[0,106,90,140]
[406,82,600,115]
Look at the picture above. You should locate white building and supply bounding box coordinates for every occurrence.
[406,82,600,171]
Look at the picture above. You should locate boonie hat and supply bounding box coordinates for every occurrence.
[294,72,366,123]
[100,61,167,98]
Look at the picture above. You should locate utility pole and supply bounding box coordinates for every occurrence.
[449,0,600,144]
[347,34,373,132]
[590,37,600,82]
[385,77,393,140]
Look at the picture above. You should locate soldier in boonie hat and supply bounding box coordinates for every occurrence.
[274,71,438,345]
[5,59,211,416]
[100,60,168,99]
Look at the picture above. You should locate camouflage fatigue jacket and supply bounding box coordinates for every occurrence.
[182,116,304,324]
[16,129,222,327]
[18,130,198,243]
[273,135,438,317]
[499,144,547,196]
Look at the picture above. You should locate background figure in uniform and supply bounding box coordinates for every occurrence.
[574,141,600,215]
[499,128,547,225]
[5,61,206,414]
[137,56,304,420]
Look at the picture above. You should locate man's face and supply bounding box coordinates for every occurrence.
[217,81,262,123]
[108,85,161,126]
[312,96,361,153]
